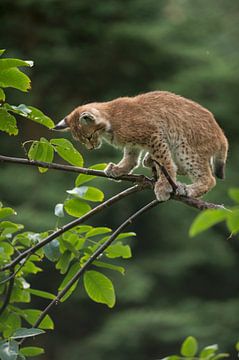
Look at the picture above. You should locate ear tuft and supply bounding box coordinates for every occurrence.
[79,112,95,125]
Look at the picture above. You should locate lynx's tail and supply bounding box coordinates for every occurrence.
[213,139,228,179]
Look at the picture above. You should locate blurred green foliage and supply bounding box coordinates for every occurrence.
[0,0,239,359]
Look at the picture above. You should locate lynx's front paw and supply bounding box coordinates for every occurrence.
[104,163,128,178]
[154,182,172,202]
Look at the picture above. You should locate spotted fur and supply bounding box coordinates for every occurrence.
[57,91,228,201]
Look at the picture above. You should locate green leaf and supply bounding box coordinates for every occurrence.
[28,137,54,173]
[6,104,54,129]
[0,207,16,220]
[64,198,91,218]
[0,58,33,71]
[21,261,42,274]
[106,242,132,259]
[26,106,54,128]
[83,270,116,308]
[0,340,19,360]
[236,341,239,351]
[3,313,21,338]
[228,188,239,203]
[75,163,107,186]
[54,203,64,218]
[181,336,198,357]
[211,354,229,360]
[28,288,55,300]
[0,67,31,91]
[189,209,228,237]
[50,138,83,166]
[72,225,93,234]
[0,88,5,101]
[93,260,125,275]
[0,108,18,135]
[11,328,45,339]
[86,227,112,238]
[0,221,24,237]
[0,49,6,56]
[226,209,239,234]
[58,262,81,291]
[114,232,136,240]
[43,239,61,262]
[58,262,81,302]
[20,347,44,357]
[60,238,80,256]
[67,186,104,202]
[56,251,72,274]
[200,344,218,358]
[23,309,54,330]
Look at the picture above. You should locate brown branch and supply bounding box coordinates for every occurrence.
[172,194,226,210]
[0,154,153,186]
[31,199,160,330]
[0,185,141,272]
[0,274,14,316]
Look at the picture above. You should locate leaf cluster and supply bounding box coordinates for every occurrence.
[0,52,135,359]
[163,336,232,360]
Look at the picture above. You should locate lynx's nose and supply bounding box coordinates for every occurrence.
[53,118,69,131]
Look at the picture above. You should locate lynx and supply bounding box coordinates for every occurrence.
[54,91,228,201]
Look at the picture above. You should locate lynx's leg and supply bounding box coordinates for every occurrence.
[105,147,141,178]
[178,161,216,198]
[151,143,177,201]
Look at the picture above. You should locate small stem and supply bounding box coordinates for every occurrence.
[0,274,14,316]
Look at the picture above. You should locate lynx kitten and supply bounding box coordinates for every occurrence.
[54,91,228,201]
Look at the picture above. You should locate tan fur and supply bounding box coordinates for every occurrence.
[59,91,228,201]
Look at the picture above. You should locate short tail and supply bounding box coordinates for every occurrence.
[213,139,228,179]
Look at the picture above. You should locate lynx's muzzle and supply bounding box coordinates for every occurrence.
[53,118,69,131]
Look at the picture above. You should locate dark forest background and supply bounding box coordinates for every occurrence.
[0,0,239,359]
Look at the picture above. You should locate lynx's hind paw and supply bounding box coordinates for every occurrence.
[154,182,172,202]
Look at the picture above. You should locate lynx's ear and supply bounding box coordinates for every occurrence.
[53,118,70,131]
[79,112,96,126]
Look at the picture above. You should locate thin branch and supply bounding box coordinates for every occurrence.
[0,154,153,186]
[0,254,31,285]
[1,185,141,272]
[0,274,14,316]
[172,194,226,210]
[31,199,160,330]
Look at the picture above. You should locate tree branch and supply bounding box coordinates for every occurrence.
[31,199,160,330]
[0,185,141,272]
[0,154,153,186]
